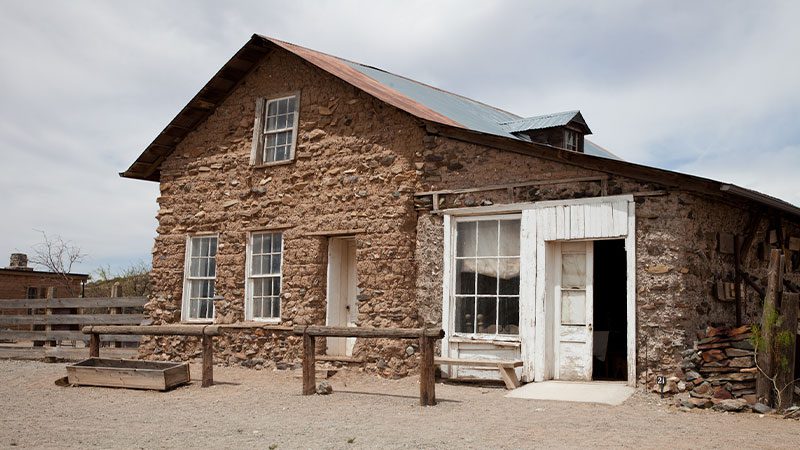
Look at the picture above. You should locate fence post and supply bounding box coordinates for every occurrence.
[302,332,316,395]
[45,287,56,350]
[110,283,122,348]
[201,334,214,387]
[89,333,100,358]
[419,329,436,406]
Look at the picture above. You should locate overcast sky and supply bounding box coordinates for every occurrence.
[1,0,798,276]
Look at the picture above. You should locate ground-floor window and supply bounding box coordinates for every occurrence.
[246,232,283,321]
[453,217,521,336]
[183,235,217,321]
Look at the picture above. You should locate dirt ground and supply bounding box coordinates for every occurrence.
[0,360,797,449]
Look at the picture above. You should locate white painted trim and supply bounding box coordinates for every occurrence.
[626,201,637,386]
[181,234,219,323]
[442,194,635,216]
[243,231,284,323]
[441,214,452,376]
[519,212,536,382]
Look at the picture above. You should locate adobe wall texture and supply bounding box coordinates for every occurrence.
[143,47,430,377]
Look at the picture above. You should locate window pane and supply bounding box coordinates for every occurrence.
[276,115,287,130]
[267,100,277,116]
[253,279,262,296]
[498,220,520,256]
[272,233,282,252]
[253,234,263,254]
[270,296,280,318]
[499,272,520,295]
[561,253,586,289]
[253,296,262,318]
[476,297,497,334]
[266,115,277,131]
[266,134,276,147]
[190,258,200,277]
[455,260,475,295]
[278,98,287,115]
[454,297,475,333]
[271,276,281,296]
[456,222,476,257]
[561,290,586,325]
[208,237,217,256]
[191,240,201,256]
[287,97,296,113]
[262,234,272,254]
[476,260,498,295]
[271,254,281,273]
[498,297,519,335]
[189,298,199,318]
[477,220,499,256]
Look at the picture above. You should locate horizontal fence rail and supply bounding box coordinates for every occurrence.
[0,295,147,361]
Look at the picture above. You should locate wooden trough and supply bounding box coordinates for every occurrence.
[67,357,190,391]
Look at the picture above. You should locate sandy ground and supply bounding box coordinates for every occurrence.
[0,359,797,449]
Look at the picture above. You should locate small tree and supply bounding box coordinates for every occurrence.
[29,230,86,297]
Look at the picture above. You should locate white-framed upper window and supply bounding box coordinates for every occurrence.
[452,216,521,337]
[564,129,578,151]
[252,95,299,165]
[182,235,217,322]
[246,232,283,322]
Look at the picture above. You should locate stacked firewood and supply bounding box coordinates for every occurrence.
[680,325,758,409]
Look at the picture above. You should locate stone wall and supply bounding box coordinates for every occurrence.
[143,47,430,377]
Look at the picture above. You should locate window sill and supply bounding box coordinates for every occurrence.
[181,319,214,324]
[449,335,521,347]
[248,318,282,324]
[251,159,294,169]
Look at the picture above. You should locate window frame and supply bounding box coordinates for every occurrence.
[181,234,219,323]
[250,92,301,167]
[564,129,579,151]
[244,231,284,323]
[449,214,522,342]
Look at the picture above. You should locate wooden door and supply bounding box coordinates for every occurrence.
[326,238,358,356]
[554,241,593,380]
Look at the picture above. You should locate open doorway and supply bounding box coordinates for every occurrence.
[592,239,627,381]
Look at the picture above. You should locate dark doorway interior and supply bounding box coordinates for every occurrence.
[593,239,627,381]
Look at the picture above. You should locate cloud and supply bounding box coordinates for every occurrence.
[0,0,798,274]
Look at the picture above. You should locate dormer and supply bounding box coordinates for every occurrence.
[499,110,592,153]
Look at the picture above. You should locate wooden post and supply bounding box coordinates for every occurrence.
[302,332,316,395]
[201,334,213,387]
[756,249,784,406]
[419,331,436,406]
[776,292,798,410]
[89,333,100,358]
[110,283,123,348]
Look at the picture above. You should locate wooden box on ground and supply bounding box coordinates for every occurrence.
[66,358,190,391]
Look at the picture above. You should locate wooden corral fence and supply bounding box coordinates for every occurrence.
[293,325,445,406]
[0,289,147,360]
[81,323,446,406]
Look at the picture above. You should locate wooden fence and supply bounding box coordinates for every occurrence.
[0,293,147,360]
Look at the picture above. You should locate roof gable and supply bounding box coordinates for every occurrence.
[499,110,591,134]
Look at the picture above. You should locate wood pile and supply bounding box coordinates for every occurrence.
[679,325,757,410]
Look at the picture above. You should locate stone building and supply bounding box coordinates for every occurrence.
[121,35,800,386]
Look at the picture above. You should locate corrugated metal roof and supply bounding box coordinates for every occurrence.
[584,139,621,160]
[499,110,584,133]
[342,61,522,139]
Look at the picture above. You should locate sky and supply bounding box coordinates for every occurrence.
[1,0,798,276]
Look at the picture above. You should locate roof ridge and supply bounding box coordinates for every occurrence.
[498,110,580,125]
[256,34,522,120]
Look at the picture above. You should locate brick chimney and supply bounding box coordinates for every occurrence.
[7,253,33,271]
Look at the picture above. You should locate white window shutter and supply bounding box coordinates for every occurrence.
[250,97,266,165]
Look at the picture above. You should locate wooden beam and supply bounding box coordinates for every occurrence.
[292,326,445,339]
[302,333,316,395]
[414,176,608,197]
[0,346,137,361]
[0,314,146,326]
[419,332,436,406]
[201,335,214,387]
[0,330,140,342]
[0,296,146,309]
[82,325,221,336]
[304,229,366,237]
[89,333,100,358]
[757,249,784,406]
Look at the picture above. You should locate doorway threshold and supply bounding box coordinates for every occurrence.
[505,381,634,406]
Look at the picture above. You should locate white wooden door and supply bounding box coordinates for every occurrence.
[326,238,358,356]
[554,241,593,380]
